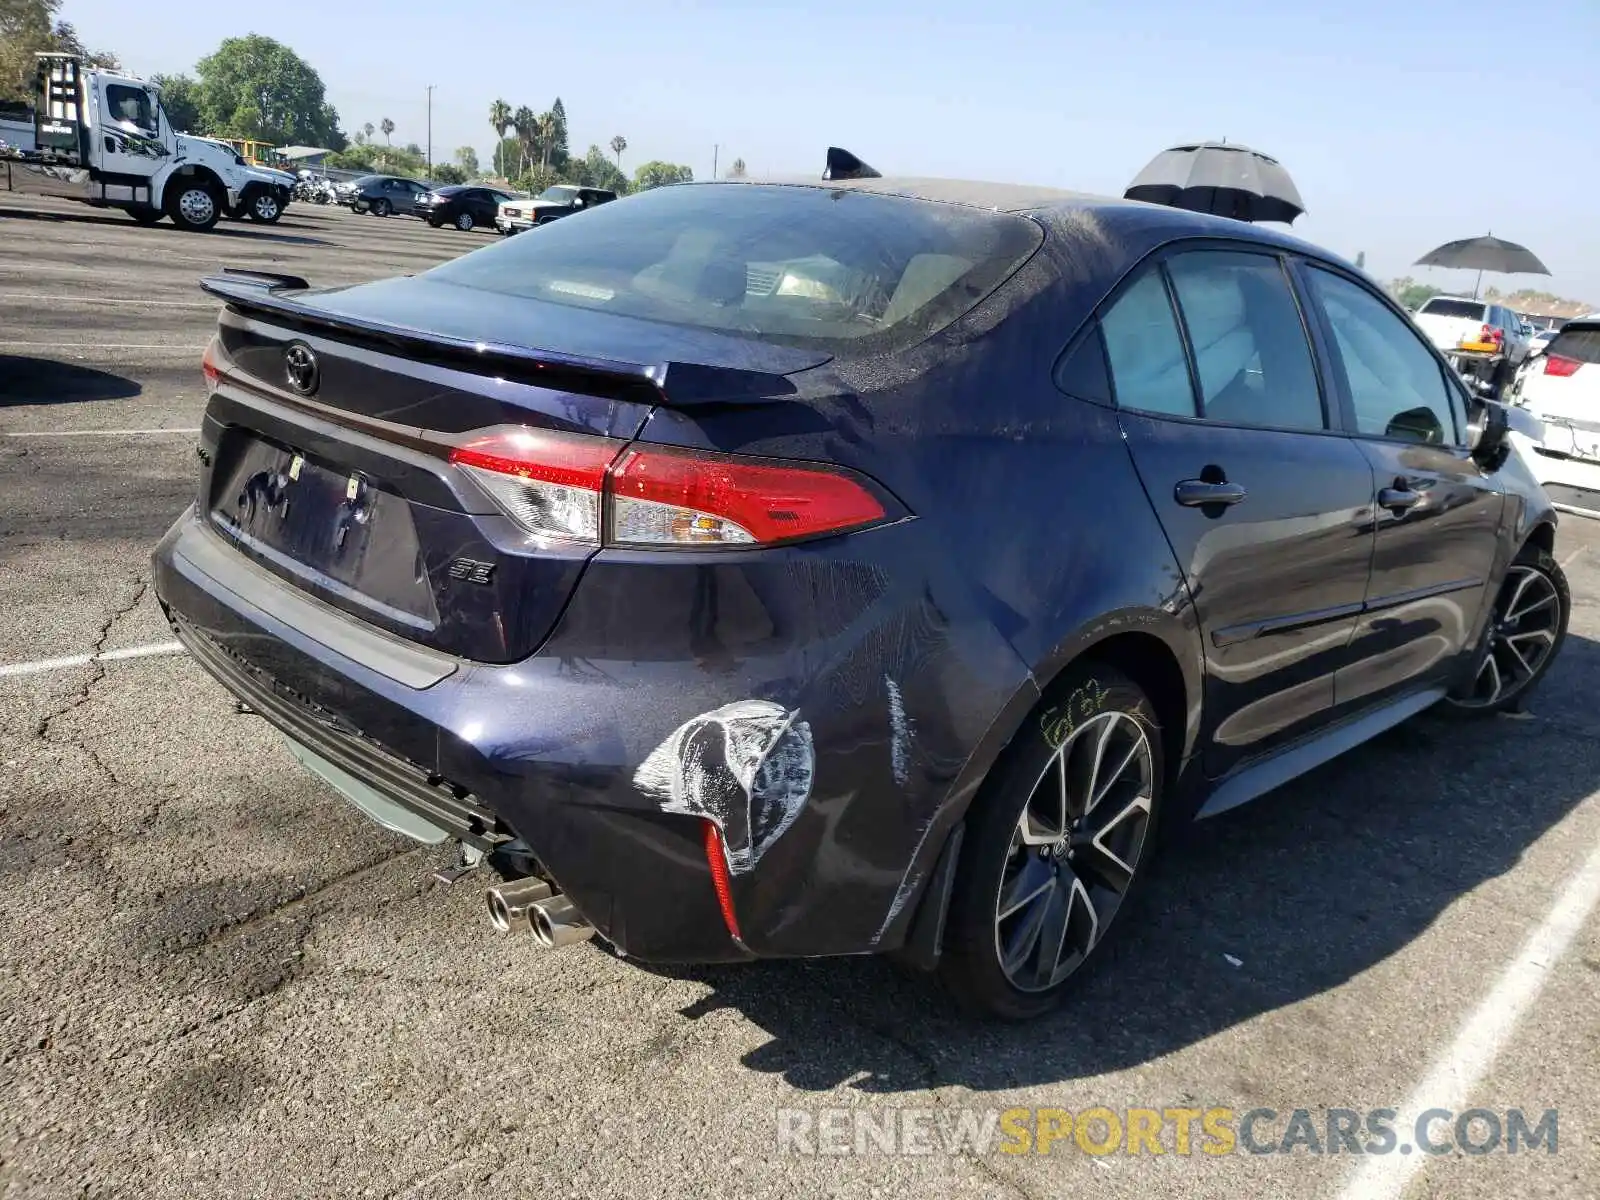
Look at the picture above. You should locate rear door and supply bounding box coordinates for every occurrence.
[1298,264,1505,707]
[1104,247,1378,778]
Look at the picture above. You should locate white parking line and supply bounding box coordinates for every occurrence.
[0,293,218,308]
[1335,829,1600,1200]
[1561,545,1586,569]
[0,641,186,679]
[0,341,205,351]
[1,428,201,438]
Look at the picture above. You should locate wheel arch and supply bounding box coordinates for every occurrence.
[886,611,1201,967]
[163,164,225,202]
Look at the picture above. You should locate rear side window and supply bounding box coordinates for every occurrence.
[422,183,1043,354]
[1166,250,1325,431]
[1548,325,1600,364]
[1419,298,1487,321]
[1099,270,1195,417]
[1306,268,1459,445]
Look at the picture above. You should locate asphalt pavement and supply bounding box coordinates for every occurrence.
[2,193,1597,1200]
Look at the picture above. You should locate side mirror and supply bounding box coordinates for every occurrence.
[1466,397,1512,471]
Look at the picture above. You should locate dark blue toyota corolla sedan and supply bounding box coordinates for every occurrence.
[153,158,1570,1019]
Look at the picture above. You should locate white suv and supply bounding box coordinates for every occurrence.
[1412,295,1531,395]
[1507,315,1600,519]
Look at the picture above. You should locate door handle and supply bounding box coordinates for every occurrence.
[1175,479,1247,508]
[1378,486,1422,514]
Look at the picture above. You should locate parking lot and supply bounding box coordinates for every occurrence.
[2,193,1599,1200]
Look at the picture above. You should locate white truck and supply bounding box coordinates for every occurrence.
[0,53,293,231]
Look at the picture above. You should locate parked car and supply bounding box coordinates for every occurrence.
[1413,295,1531,397]
[155,168,1569,1020]
[346,174,430,217]
[414,184,518,231]
[1526,326,1561,359]
[1506,314,1600,519]
[496,184,616,234]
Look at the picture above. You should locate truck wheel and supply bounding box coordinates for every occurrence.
[167,182,221,232]
[246,190,283,223]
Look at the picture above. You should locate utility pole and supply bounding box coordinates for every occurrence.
[426,85,435,177]
[712,143,718,181]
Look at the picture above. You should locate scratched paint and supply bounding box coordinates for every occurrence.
[885,675,913,788]
[633,700,815,874]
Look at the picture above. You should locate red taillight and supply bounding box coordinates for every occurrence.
[201,340,222,391]
[452,426,892,549]
[608,445,887,547]
[1544,353,1583,378]
[1481,323,1504,346]
[702,819,743,942]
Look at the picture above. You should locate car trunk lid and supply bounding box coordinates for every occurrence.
[199,272,827,664]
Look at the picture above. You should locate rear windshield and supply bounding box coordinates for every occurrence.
[422,183,1044,354]
[1548,325,1600,365]
[1419,298,1487,320]
[434,185,469,196]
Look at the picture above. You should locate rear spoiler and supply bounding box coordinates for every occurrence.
[200,271,800,408]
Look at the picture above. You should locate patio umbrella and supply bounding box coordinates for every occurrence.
[1124,141,1305,224]
[1414,234,1551,299]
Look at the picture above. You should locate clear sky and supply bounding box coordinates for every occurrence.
[62,0,1599,304]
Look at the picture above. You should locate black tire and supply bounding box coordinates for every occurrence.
[1444,543,1569,715]
[455,212,474,231]
[372,198,392,217]
[939,662,1164,1020]
[427,216,443,228]
[165,180,222,232]
[127,207,164,226]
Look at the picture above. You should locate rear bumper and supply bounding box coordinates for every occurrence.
[152,506,1023,962]
[1511,431,1600,520]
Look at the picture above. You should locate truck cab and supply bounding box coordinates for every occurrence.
[1,53,288,231]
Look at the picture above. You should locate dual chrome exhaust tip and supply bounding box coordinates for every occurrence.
[485,877,595,948]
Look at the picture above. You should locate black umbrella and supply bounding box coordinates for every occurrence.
[1414,234,1551,299]
[1124,141,1305,224]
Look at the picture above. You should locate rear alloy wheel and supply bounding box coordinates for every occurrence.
[167,182,220,232]
[455,212,474,231]
[1446,547,1569,714]
[372,198,392,217]
[247,190,282,223]
[940,664,1162,1020]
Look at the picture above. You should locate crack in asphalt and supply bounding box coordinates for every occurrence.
[32,576,149,788]
[169,845,425,954]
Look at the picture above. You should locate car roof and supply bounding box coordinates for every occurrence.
[715,174,1339,263]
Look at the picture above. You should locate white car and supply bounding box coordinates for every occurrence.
[1527,327,1560,358]
[1413,295,1531,396]
[1506,314,1600,519]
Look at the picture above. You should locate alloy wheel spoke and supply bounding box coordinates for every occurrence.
[1087,736,1142,817]
[998,857,1055,921]
[1000,878,1054,976]
[1045,873,1099,987]
[1031,885,1074,989]
[1019,757,1068,845]
[1503,569,1537,622]
[1507,590,1556,623]
[1075,794,1153,894]
[1503,637,1536,679]
[1480,652,1504,705]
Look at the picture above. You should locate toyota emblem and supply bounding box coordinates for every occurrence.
[284,342,319,396]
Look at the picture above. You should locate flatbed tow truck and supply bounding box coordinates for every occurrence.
[0,53,291,231]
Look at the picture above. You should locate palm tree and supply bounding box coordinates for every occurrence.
[363,122,375,141]
[728,157,746,179]
[488,99,512,178]
[610,135,627,169]
[380,117,395,145]
[512,105,536,176]
[537,111,556,173]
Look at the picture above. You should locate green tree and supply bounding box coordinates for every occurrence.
[488,98,511,177]
[727,157,746,179]
[431,162,466,185]
[1387,277,1435,311]
[194,34,345,148]
[633,160,693,191]
[570,144,629,194]
[536,110,556,172]
[1,0,116,102]
[151,73,202,133]
[380,116,394,144]
[548,97,569,172]
[609,134,627,169]
[512,105,535,175]
[454,145,479,177]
